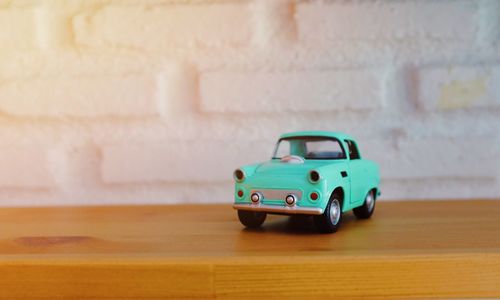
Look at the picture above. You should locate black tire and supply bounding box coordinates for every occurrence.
[353,190,376,219]
[314,192,343,233]
[237,210,266,228]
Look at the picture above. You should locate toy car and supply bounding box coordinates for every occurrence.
[233,131,381,233]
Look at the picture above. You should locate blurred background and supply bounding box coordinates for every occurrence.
[0,0,498,206]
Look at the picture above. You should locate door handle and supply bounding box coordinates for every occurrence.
[341,171,348,178]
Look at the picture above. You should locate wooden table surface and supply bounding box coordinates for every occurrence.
[0,200,499,299]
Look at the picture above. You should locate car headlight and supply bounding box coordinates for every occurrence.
[309,170,321,183]
[234,169,245,182]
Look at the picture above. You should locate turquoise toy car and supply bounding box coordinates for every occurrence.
[233,131,381,233]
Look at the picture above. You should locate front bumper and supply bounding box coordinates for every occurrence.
[233,203,323,215]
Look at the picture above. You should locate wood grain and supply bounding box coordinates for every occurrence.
[0,200,499,299]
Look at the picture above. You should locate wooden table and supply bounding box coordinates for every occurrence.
[0,200,499,299]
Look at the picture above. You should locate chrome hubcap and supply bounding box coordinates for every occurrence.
[329,199,341,225]
[366,192,375,212]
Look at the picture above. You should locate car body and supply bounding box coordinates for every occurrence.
[233,131,381,233]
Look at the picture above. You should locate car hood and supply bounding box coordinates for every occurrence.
[254,160,331,177]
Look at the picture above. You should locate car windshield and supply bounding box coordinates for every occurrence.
[272,136,346,160]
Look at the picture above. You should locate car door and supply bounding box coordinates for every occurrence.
[345,140,366,205]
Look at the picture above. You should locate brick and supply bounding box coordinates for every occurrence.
[35,7,73,49]
[362,138,500,180]
[100,141,271,184]
[252,0,295,45]
[0,8,39,50]
[0,145,54,188]
[296,1,477,42]
[200,70,384,113]
[74,3,252,50]
[477,0,500,46]
[0,74,164,118]
[417,65,500,111]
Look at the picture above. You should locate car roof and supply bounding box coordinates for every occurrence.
[279,131,355,141]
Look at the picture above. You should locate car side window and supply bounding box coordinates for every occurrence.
[305,140,346,159]
[345,140,361,160]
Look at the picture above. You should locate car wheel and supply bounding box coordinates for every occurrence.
[314,192,343,233]
[353,190,376,219]
[237,210,266,228]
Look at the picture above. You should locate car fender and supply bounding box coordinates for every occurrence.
[363,160,381,198]
[314,162,351,211]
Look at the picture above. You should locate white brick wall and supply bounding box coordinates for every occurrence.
[0,8,40,50]
[296,1,478,42]
[0,0,498,206]
[74,3,253,50]
[418,65,500,110]
[0,74,164,117]
[0,144,54,188]
[101,141,270,184]
[200,69,385,113]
